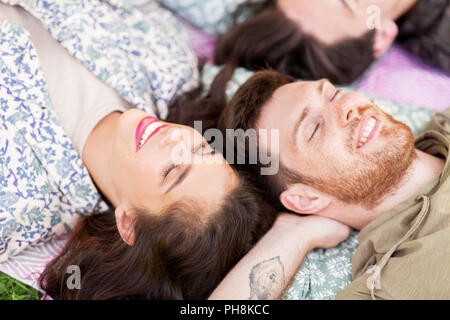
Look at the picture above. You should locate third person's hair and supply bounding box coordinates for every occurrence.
[214,0,376,85]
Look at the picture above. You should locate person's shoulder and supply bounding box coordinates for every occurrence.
[334,272,395,300]
[416,108,450,139]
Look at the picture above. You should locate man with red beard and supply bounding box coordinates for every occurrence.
[211,70,450,299]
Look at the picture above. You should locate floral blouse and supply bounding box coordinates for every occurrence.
[0,0,199,261]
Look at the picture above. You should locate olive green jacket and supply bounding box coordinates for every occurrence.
[336,108,450,300]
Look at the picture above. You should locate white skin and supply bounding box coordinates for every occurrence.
[257,79,445,230]
[82,109,239,245]
[277,0,419,58]
[209,212,352,299]
[210,77,444,300]
[82,108,352,302]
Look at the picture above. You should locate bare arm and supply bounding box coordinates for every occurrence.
[208,213,351,300]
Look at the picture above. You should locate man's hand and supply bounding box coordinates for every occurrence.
[273,213,352,251]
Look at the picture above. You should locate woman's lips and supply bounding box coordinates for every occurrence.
[135,116,167,151]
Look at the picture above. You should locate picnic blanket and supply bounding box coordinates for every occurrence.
[1,0,449,300]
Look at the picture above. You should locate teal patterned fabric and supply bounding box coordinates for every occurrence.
[201,65,434,299]
[155,0,247,36]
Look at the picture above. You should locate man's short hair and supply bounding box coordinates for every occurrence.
[218,70,308,210]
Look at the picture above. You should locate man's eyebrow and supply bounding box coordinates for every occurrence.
[165,164,192,194]
[292,106,310,143]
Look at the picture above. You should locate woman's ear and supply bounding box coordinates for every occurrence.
[372,19,398,58]
[280,184,331,215]
[115,205,136,246]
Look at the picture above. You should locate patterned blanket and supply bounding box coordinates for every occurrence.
[0,0,448,300]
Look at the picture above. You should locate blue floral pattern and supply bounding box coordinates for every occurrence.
[0,0,199,261]
[155,0,247,36]
[0,19,106,261]
[3,0,199,119]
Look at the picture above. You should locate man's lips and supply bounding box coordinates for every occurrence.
[135,116,167,151]
[356,114,380,148]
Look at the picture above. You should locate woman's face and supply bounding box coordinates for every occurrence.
[110,108,238,216]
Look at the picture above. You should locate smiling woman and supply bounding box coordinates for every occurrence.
[81,108,242,232]
[39,109,277,300]
[0,1,278,300]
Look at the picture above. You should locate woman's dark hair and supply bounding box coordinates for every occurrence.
[214,0,376,85]
[165,62,237,132]
[39,65,278,299]
[39,174,276,300]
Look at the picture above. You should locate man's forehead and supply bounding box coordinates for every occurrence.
[258,82,306,128]
[256,84,303,159]
[273,81,314,102]
[273,81,302,98]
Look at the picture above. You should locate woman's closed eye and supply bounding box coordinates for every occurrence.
[162,143,215,182]
[162,163,179,180]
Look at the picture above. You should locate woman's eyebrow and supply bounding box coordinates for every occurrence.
[165,164,192,194]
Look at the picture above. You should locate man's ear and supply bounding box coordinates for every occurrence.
[373,19,398,58]
[280,184,331,215]
[115,205,136,246]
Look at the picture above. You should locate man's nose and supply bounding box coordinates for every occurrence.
[320,79,357,128]
[337,102,357,128]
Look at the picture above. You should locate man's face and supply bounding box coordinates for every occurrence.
[256,79,416,210]
[277,0,407,45]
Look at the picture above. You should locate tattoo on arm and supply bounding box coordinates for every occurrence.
[248,256,285,300]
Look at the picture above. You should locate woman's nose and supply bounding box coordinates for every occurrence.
[160,128,189,148]
[159,128,195,164]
